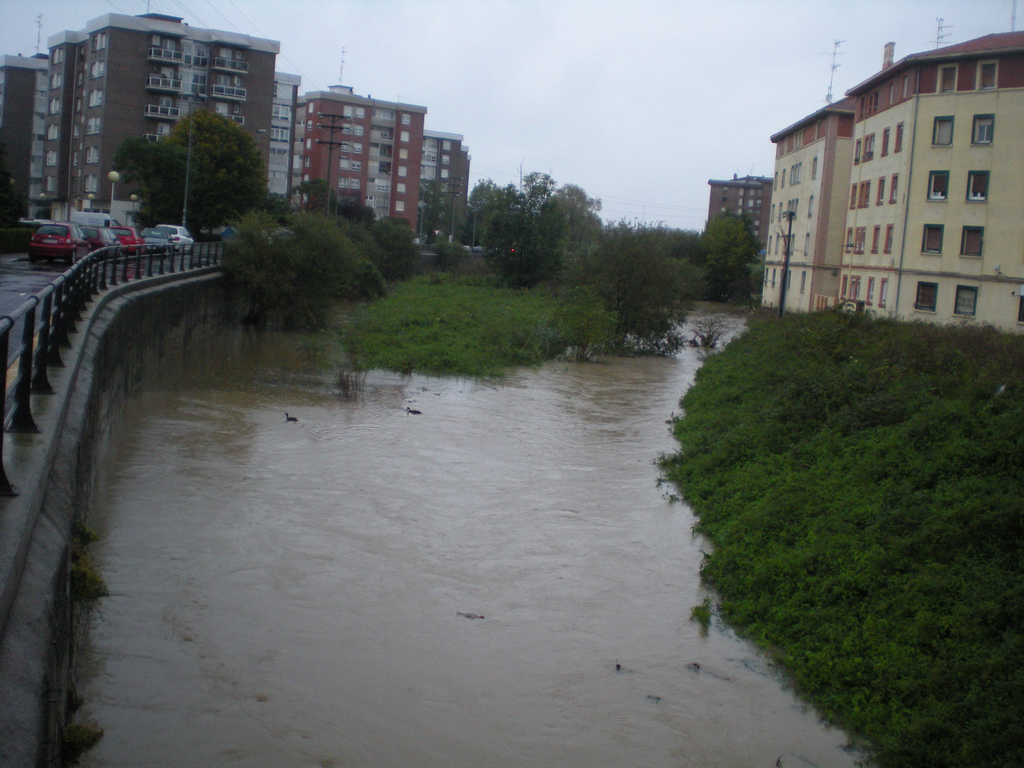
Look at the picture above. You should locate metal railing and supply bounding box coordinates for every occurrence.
[0,241,223,496]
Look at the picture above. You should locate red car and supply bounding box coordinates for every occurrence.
[79,226,121,252]
[28,222,90,264]
[109,225,146,255]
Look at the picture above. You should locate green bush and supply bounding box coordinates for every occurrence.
[660,311,1024,767]
[0,228,32,255]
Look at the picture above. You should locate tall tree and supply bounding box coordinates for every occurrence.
[115,110,265,232]
[166,110,265,233]
[554,183,602,255]
[700,214,761,302]
[484,172,566,288]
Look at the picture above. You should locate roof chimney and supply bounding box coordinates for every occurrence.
[883,42,895,69]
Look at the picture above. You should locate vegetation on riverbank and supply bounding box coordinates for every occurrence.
[659,310,1024,768]
[341,275,562,377]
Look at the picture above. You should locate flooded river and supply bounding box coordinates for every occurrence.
[80,317,860,767]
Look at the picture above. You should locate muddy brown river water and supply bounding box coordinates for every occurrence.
[79,317,862,767]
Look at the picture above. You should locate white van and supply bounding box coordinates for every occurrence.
[70,211,120,228]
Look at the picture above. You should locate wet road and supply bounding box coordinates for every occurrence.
[0,253,72,368]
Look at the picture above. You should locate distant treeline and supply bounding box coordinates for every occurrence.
[660,311,1024,768]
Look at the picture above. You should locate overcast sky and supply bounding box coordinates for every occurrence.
[1,0,1015,228]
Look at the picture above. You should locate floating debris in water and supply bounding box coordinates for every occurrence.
[456,611,484,620]
[645,694,662,704]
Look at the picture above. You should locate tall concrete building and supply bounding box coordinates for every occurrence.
[840,33,1024,331]
[764,97,856,313]
[296,86,426,228]
[0,54,49,217]
[269,72,300,198]
[421,130,470,235]
[41,12,278,224]
[706,174,773,245]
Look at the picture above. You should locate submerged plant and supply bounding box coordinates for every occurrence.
[690,597,713,633]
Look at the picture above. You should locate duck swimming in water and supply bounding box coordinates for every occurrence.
[406,407,422,415]
[285,413,298,422]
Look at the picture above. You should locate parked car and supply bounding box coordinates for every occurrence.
[154,224,194,251]
[28,222,90,264]
[109,225,146,255]
[140,227,173,252]
[79,226,121,252]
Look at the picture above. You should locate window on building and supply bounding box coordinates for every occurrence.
[88,89,103,107]
[849,184,857,210]
[863,133,875,160]
[867,277,875,305]
[398,165,408,177]
[858,181,871,208]
[933,117,954,145]
[922,224,944,254]
[877,177,886,205]
[397,182,406,194]
[841,275,848,298]
[939,65,957,92]
[845,227,854,253]
[399,148,408,159]
[978,62,997,90]
[895,122,904,152]
[871,225,881,253]
[85,146,99,164]
[881,127,890,156]
[811,156,818,179]
[854,138,862,164]
[800,270,807,293]
[48,98,61,115]
[50,72,63,89]
[960,226,984,257]
[954,285,978,316]
[400,130,410,142]
[92,32,107,51]
[850,276,861,299]
[967,171,989,201]
[401,114,411,125]
[395,200,405,212]
[1019,296,1024,323]
[854,227,867,254]
[85,174,98,192]
[46,123,60,140]
[90,60,105,79]
[44,150,57,167]
[880,278,889,308]
[807,195,814,217]
[884,224,894,254]
[890,173,899,203]
[972,114,994,145]
[915,281,938,311]
[927,171,949,201]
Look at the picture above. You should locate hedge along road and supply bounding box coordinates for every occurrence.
[77,319,864,768]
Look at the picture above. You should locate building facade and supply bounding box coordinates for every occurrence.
[841,33,1024,331]
[41,13,278,225]
[764,98,855,313]
[296,86,426,228]
[421,130,470,235]
[268,72,300,198]
[0,54,49,217]
[706,175,773,245]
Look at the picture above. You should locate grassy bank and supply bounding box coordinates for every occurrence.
[659,311,1024,768]
[341,275,561,377]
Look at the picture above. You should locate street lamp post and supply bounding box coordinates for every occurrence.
[108,170,119,218]
[182,104,195,230]
[778,209,796,318]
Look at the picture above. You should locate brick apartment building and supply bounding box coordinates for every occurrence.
[421,130,470,235]
[294,86,426,228]
[0,54,49,217]
[41,12,278,225]
[706,174,773,246]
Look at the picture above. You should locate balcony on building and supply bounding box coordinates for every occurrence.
[230,115,245,125]
[148,46,184,64]
[144,104,181,120]
[211,84,247,101]
[212,56,249,74]
[146,74,182,93]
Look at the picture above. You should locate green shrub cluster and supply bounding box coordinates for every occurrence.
[0,228,32,255]
[660,311,1024,768]
[342,275,560,377]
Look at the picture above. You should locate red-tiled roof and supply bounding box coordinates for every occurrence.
[770,97,856,144]
[848,31,1024,94]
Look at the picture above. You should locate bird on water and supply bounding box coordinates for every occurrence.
[406,407,422,415]
[285,413,298,422]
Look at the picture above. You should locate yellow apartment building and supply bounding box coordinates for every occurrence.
[765,98,855,313]
[843,33,1024,331]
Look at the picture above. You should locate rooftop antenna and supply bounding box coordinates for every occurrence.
[35,13,42,54]
[339,46,346,85]
[936,17,952,48]
[825,39,844,104]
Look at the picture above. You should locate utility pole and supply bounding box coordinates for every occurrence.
[778,209,796,317]
[316,113,347,216]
